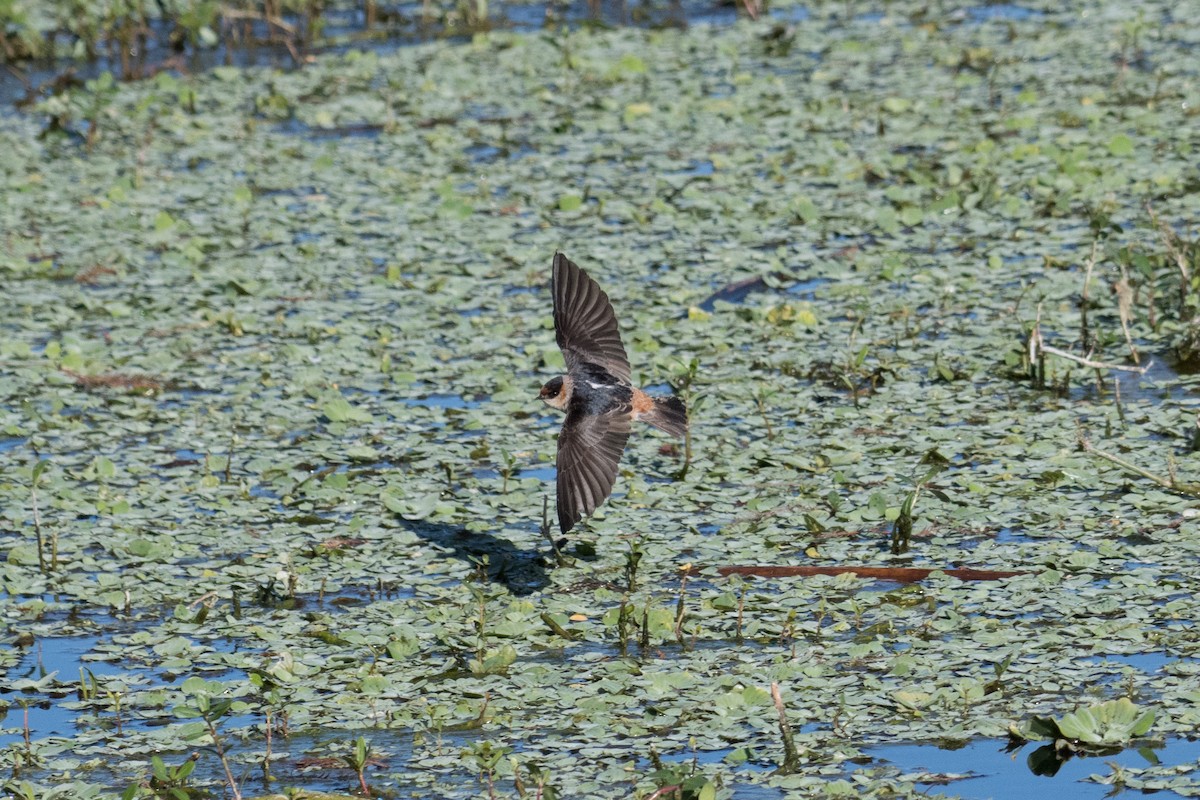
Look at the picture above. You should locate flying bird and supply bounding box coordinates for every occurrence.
[539,252,688,536]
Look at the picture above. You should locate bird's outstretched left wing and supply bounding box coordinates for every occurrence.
[555,404,632,533]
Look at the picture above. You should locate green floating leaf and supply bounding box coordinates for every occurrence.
[876,205,899,234]
[623,102,653,123]
[614,53,646,74]
[469,644,517,676]
[323,397,374,423]
[386,635,421,659]
[1108,133,1134,156]
[899,204,923,227]
[438,197,474,218]
[384,493,438,520]
[6,545,40,566]
[359,675,390,694]
[791,196,819,223]
[711,591,738,611]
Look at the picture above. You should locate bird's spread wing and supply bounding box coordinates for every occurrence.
[552,253,631,383]
[556,405,632,534]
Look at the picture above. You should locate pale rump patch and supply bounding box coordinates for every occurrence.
[630,387,655,418]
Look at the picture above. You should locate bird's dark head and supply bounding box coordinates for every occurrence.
[538,376,571,411]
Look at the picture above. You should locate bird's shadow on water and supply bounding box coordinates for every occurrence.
[398,519,551,596]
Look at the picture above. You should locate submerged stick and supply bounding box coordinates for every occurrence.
[716,565,1025,582]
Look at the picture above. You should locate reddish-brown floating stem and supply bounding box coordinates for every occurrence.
[60,368,162,392]
[716,565,1025,582]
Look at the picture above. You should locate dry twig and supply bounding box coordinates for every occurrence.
[1078,432,1200,496]
[1028,324,1150,374]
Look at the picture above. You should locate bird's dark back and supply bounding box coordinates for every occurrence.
[569,362,633,416]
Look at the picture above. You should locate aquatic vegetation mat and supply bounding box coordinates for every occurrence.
[2,0,1200,797]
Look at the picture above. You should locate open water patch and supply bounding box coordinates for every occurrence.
[0,694,80,747]
[787,276,832,300]
[1082,651,1182,674]
[995,526,1031,544]
[1,627,263,752]
[1,636,112,740]
[0,437,28,453]
[962,4,1042,22]
[867,736,1200,800]
[671,159,715,177]
[400,393,483,409]
[465,142,537,163]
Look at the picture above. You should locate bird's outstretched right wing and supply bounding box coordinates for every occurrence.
[552,253,632,383]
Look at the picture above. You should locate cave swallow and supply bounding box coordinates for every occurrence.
[538,252,688,535]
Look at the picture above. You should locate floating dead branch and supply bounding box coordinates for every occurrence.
[715,565,1026,582]
[73,264,117,284]
[61,368,162,393]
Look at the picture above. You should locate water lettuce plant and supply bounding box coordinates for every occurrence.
[1011,697,1156,749]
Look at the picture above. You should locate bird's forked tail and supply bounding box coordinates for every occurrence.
[640,394,688,438]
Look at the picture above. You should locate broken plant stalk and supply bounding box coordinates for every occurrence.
[771,682,801,774]
[539,496,569,566]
